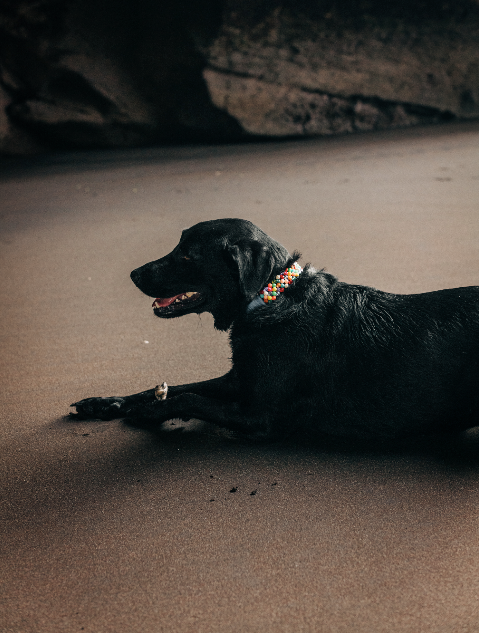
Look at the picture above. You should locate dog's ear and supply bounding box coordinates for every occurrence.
[226,240,277,301]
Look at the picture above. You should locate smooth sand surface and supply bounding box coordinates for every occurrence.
[1,122,479,633]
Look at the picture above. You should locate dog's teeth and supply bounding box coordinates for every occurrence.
[186,292,194,297]
[175,298,181,303]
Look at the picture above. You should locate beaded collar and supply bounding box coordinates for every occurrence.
[247,262,303,312]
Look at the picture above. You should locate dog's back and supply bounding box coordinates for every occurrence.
[233,268,479,439]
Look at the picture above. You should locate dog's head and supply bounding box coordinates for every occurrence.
[130,219,291,330]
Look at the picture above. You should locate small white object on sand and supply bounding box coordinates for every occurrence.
[155,382,168,401]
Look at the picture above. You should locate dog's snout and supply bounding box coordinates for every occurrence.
[130,261,165,297]
[130,268,142,287]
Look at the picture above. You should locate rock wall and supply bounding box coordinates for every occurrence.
[1,0,479,155]
[204,2,479,136]
[0,0,242,155]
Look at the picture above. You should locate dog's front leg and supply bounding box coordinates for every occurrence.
[70,370,239,421]
[125,393,275,441]
[166,369,239,401]
[70,389,157,421]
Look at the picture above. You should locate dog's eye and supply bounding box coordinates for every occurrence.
[182,256,191,261]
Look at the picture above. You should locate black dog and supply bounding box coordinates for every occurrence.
[71,218,479,441]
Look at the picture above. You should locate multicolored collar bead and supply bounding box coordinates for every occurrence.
[259,262,303,304]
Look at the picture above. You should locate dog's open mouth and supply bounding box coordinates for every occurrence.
[152,291,204,316]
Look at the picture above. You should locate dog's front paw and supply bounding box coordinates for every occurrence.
[70,397,126,420]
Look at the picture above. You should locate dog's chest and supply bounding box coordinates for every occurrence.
[230,320,304,376]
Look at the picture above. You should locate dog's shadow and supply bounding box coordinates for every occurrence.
[315,427,479,472]
[123,416,479,472]
[22,412,474,528]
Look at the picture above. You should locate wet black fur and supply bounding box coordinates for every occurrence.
[71,218,479,442]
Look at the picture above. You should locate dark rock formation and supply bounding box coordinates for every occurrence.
[204,0,479,136]
[1,0,478,155]
[0,0,243,155]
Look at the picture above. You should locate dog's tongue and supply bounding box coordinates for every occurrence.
[152,294,182,308]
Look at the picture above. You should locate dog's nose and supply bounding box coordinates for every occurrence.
[130,268,141,286]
